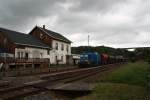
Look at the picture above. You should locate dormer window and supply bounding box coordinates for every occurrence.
[40,33,44,39]
[4,38,7,44]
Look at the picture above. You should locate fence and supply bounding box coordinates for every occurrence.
[0,66,77,77]
[0,57,50,63]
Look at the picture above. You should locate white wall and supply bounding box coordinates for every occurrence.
[50,40,71,64]
[15,47,48,59]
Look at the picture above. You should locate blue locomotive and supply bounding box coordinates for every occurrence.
[79,52,101,67]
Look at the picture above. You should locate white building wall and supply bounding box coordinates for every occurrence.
[50,40,71,64]
[15,40,71,65]
[15,47,48,59]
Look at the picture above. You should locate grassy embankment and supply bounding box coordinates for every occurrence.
[78,62,150,100]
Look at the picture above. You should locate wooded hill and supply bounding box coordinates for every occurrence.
[71,46,130,57]
[71,46,150,61]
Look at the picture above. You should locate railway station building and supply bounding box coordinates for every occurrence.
[0,26,71,70]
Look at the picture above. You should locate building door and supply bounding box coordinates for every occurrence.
[25,53,29,59]
[55,56,58,64]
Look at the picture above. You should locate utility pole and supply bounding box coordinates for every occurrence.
[88,35,90,46]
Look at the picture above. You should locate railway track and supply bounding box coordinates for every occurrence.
[0,85,41,100]
[0,63,123,100]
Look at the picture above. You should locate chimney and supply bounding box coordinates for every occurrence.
[43,25,45,29]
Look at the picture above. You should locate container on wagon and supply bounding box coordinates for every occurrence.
[101,53,109,64]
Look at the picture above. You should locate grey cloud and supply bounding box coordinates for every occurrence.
[0,0,65,32]
[69,0,128,13]
[0,0,150,48]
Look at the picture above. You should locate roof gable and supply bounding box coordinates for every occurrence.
[35,26,72,43]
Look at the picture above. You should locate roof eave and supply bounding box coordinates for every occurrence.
[14,42,51,49]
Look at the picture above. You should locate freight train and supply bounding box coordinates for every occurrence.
[79,52,126,68]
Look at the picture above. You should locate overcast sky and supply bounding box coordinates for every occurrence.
[0,0,150,48]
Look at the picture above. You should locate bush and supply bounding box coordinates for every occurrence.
[147,59,150,63]
[147,66,150,90]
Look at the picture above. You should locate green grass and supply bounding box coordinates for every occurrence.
[78,83,150,100]
[103,62,150,86]
[77,62,150,100]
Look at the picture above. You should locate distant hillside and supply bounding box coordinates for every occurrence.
[71,46,130,57]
